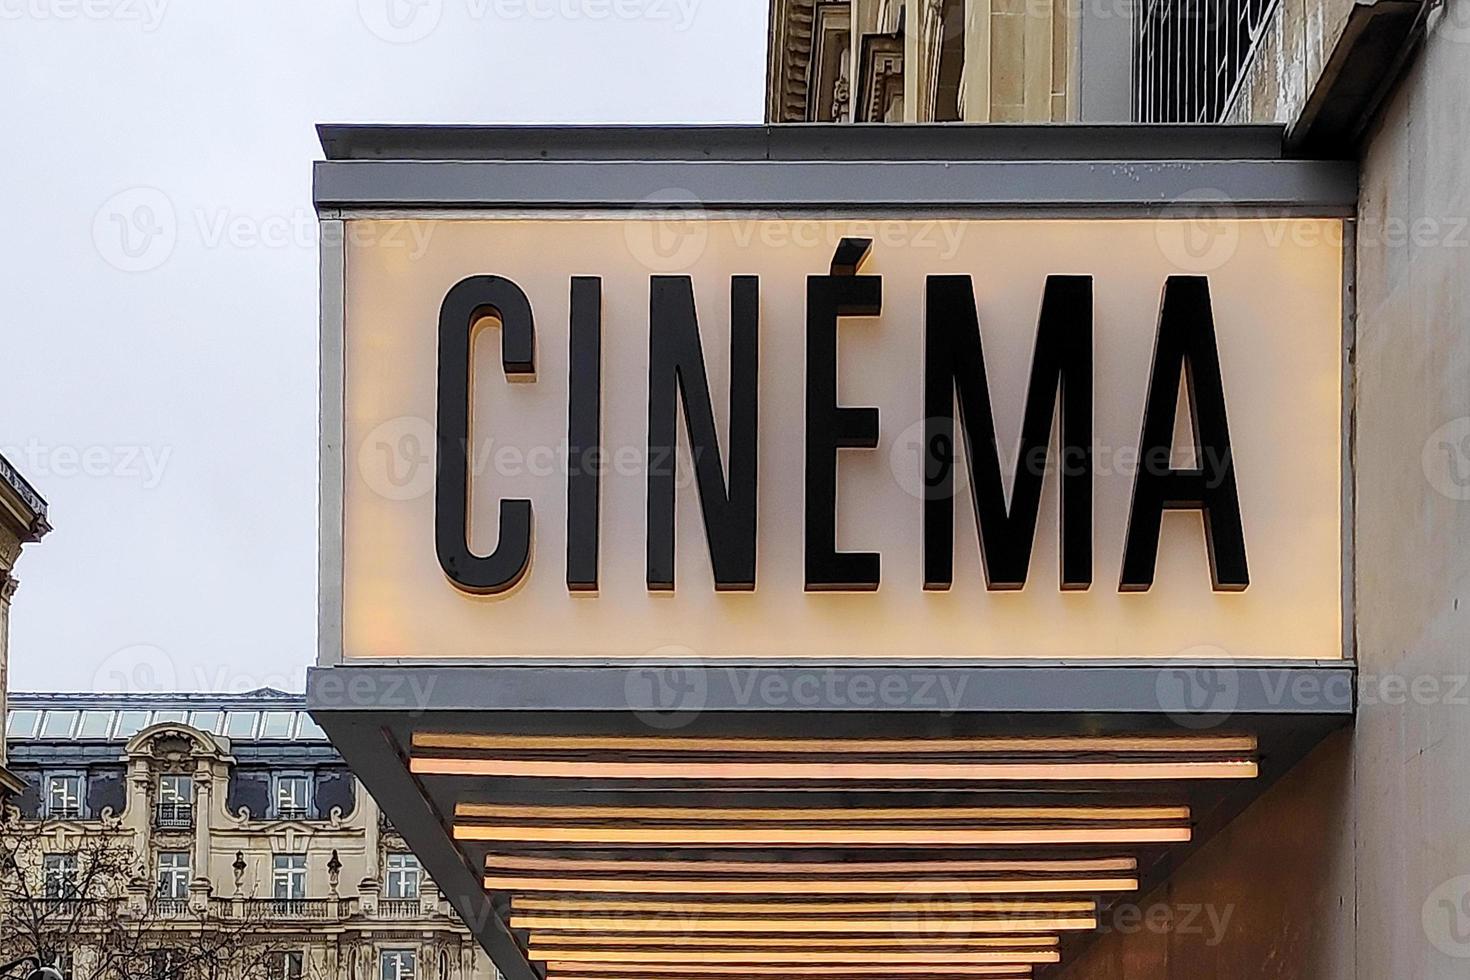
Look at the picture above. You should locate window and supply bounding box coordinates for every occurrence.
[273,774,311,819]
[76,710,113,738]
[45,773,85,818]
[272,951,304,980]
[223,711,258,738]
[113,710,151,738]
[157,775,193,827]
[260,711,294,738]
[43,853,79,899]
[156,852,190,900]
[8,709,41,738]
[150,949,181,980]
[385,853,420,899]
[189,711,224,734]
[152,710,187,725]
[380,950,416,980]
[272,855,307,899]
[296,713,327,740]
[39,710,78,738]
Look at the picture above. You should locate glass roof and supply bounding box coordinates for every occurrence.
[5,707,328,742]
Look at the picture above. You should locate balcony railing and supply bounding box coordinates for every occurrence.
[155,805,194,829]
[213,898,344,920]
[377,898,424,919]
[152,898,192,917]
[23,897,121,919]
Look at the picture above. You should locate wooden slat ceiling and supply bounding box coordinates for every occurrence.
[409,731,1259,980]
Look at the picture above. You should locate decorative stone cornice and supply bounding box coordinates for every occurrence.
[767,0,818,122]
[123,723,233,765]
[0,766,26,799]
[0,532,21,572]
[0,452,49,543]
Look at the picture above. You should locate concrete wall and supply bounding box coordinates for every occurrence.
[1058,733,1356,979]
[1062,1,1470,975]
[1352,2,1470,973]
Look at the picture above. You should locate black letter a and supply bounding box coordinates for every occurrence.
[1120,276,1248,592]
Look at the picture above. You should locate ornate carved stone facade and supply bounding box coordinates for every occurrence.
[0,450,49,800]
[5,690,498,980]
[767,0,1076,123]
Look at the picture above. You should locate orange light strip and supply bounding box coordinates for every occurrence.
[544,965,1034,976]
[456,802,1193,822]
[510,915,1099,935]
[545,976,1032,980]
[543,975,1032,980]
[415,732,1256,754]
[416,757,1257,781]
[535,951,1058,966]
[490,876,1136,897]
[512,897,1098,915]
[543,975,1034,980]
[458,824,1190,846]
[414,758,1252,781]
[502,859,1135,881]
[526,936,1062,949]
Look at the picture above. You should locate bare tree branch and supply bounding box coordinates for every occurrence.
[0,821,310,980]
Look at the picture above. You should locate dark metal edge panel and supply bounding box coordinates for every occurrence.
[307,663,1356,715]
[312,159,1357,212]
[320,713,541,980]
[318,219,345,668]
[315,123,1301,163]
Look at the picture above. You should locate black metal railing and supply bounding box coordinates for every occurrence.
[1133,0,1277,122]
[155,804,194,829]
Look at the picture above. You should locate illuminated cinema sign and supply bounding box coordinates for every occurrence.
[334,216,1344,662]
[311,126,1359,980]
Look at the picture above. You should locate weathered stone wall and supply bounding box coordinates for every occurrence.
[1221,0,1357,122]
[0,521,20,783]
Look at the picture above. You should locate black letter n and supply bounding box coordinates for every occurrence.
[646,276,759,591]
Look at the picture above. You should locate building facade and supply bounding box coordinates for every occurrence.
[0,452,49,802]
[2,689,498,980]
[766,0,1080,122]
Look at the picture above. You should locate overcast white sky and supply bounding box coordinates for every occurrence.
[0,0,767,693]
